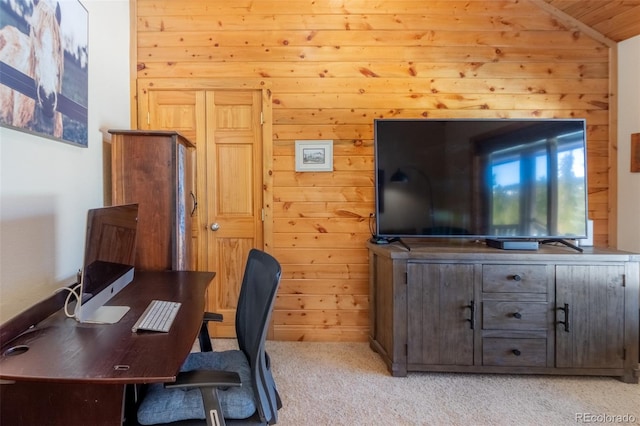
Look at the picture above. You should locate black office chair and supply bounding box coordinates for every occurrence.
[134,249,282,426]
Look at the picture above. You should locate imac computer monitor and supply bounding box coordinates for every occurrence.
[75,204,138,324]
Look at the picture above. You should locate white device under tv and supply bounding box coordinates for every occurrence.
[75,204,139,324]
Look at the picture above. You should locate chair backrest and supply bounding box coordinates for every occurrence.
[235,249,282,424]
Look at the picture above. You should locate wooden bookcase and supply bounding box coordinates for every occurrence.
[109,130,197,271]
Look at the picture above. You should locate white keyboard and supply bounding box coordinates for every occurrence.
[132,300,181,333]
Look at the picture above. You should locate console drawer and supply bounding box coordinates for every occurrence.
[483,338,547,367]
[483,265,548,293]
[483,301,548,330]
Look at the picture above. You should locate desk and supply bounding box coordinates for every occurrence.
[0,270,215,425]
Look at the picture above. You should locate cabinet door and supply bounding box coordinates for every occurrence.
[112,133,184,270]
[555,265,625,368]
[407,263,474,366]
[175,139,196,270]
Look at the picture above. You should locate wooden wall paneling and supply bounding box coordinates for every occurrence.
[608,46,619,246]
[135,0,616,341]
[138,43,609,61]
[136,0,553,16]
[261,89,275,255]
[129,0,138,128]
[137,62,611,80]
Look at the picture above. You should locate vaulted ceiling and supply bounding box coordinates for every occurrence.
[542,0,640,42]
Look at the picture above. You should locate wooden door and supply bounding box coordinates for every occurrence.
[139,86,266,337]
[407,262,475,366]
[205,90,264,336]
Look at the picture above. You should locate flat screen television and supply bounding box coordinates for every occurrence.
[75,204,138,324]
[374,118,588,243]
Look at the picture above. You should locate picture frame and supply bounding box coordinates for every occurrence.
[295,140,333,172]
[0,0,89,147]
[631,133,640,173]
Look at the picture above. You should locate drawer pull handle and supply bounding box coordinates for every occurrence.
[465,300,475,330]
[557,303,570,332]
[190,191,198,216]
[512,349,521,356]
[513,312,522,319]
[512,274,522,281]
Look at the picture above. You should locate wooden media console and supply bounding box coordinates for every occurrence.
[368,241,640,383]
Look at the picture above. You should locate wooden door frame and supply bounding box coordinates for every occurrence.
[135,78,275,268]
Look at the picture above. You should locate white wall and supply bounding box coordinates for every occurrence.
[617,35,640,253]
[0,0,131,322]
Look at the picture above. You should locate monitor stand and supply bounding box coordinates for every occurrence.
[76,267,135,324]
[370,236,411,250]
[372,237,411,251]
[540,238,583,253]
[82,306,130,324]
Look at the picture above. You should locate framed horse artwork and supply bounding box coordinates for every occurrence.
[0,0,88,147]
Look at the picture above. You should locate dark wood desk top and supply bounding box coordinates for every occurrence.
[0,270,214,384]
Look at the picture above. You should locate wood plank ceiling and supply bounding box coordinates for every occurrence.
[542,0,640,42]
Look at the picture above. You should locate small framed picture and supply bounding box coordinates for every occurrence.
[631,133,640,173]
[295,140,333,172]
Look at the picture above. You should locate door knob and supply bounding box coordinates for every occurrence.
[210,223,220,231]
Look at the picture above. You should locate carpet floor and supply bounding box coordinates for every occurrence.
[214,339,640,426]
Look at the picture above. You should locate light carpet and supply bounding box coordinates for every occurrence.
[212,339,640,426]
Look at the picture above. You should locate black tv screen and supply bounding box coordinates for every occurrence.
[374,118,588,240]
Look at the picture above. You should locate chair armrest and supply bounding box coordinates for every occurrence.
[203,312,223,323]
[165,370,241,426]
[199,312,223,352]
[167,370,242,390]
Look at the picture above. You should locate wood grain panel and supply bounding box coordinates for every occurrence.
[272,248,369,265]
[274,186,374,202]
[139,46,609,64]
[272,325,368,341]
[271,93,609,110]
[137,14,566,33]
[272,310,368,327]
[272,218,371,234]
[275,294,369,310]
[280,263,368,279]
[273,202,372,218]
[267,77,610,94]
[136,0,616,341]
[279,278,368,295]
[138,61,609,79]
[274,233,370,249]
[272,109,610,125]
[139,30,604,49]
[137,1,549,17]
[273,171,374,188]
